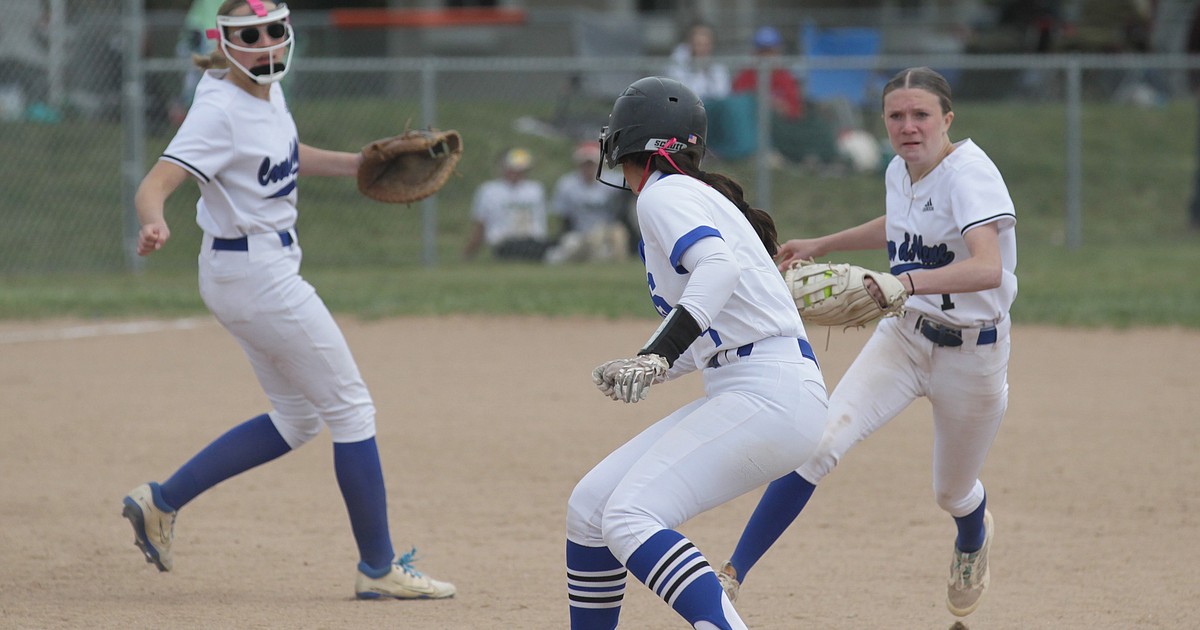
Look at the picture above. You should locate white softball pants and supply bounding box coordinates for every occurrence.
[796,311,1010,517]
[567,339,828,563]
[198,231,376,447]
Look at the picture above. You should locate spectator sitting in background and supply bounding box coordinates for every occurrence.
[665,21,730,101]
[464,148,550,262]
[732,26,804,120]
[730,26,839,169]
[545,141,630,264]
[666,21,752,161]
[706,25,836,168]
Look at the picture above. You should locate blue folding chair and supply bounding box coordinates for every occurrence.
[800,22,882,107]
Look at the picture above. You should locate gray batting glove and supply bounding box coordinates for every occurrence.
[613,354,669,403]
[592,359,623,401]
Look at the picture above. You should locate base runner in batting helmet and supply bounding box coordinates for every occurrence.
[566,76,829,629]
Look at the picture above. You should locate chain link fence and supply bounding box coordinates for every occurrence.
[1,0,130,273]
[3,1,1199,274]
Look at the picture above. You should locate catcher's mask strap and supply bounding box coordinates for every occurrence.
[246,0,270,17]
[216,3,289,28]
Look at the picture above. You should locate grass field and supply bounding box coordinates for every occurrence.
[1,98,1197,327]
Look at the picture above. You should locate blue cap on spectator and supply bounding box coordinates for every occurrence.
[754,26,783,50]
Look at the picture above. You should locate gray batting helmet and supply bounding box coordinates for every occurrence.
[598,76,707,171]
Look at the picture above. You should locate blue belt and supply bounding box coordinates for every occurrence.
[212,230,294,251]
[706,338,818,369]
[915,315,997,347]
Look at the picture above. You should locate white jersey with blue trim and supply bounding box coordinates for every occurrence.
[885,139,1017,327]
[161,70,299,239]
[636,172,805,367]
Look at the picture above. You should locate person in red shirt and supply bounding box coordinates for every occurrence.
[731,25,840,167]
[732,26,804,120]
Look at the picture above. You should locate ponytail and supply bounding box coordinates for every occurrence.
[194,0,261,71]
[643,147,779,256]
[193,49,229,71]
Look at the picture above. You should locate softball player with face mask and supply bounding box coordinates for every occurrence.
[121,0,454,600]
[717,67,1016,620]
[566,77,829,630]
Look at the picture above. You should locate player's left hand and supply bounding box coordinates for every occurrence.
[357,128,463,204]
[784,261,908,328]
[591,354,669,403]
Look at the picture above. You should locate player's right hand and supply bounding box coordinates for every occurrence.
[592,359,623,401]
[137,222,170,256]
[592,355,668,403]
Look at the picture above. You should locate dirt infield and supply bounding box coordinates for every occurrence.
[1,315,1196,629]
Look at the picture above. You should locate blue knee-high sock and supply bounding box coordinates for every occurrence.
[158,413,291,511]
[333,437,396,574]
[567,541,627,630]
[954,495,988,553]
[728,471,816,582]
[626,530,734,630]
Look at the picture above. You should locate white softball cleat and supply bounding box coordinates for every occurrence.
[947,509,993,617]
[355,549,456,600]
[121,482,176,572]
[716,561,741,603]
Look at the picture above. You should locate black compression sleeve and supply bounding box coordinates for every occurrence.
[638,306,703,367]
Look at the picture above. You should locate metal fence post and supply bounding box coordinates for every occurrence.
[421,59,438,267]
[122,0,146,273]
[47,0,66,109]
[754,58,772,212]
[1065,56,1083,250]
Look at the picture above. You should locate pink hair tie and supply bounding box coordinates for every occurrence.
[246,0,268,17]
[205,28,219,40]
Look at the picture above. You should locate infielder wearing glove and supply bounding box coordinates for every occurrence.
[357,128,463,204]
[784,260,909,328]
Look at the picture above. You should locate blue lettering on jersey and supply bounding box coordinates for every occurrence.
[258,138,299,197]
[889,231,955,269]
[646,271,673,317]
[646,269,723,356]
